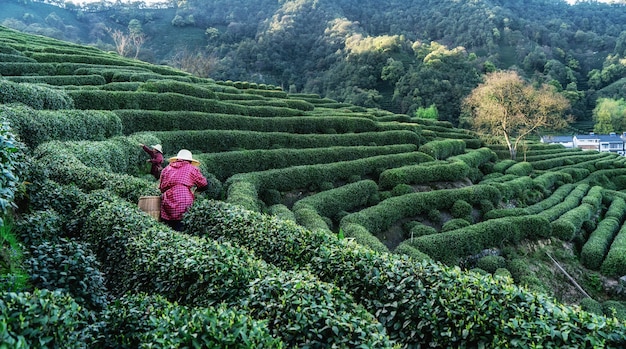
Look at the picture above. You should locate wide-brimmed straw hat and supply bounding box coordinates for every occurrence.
[152,144,163,153]
[168,149,200,166]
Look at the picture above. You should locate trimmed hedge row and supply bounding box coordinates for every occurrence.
[533,152,614,171]
[535,184,590,222]
[408,215,551,264]
[450,147,498,168]
[116,110,380,134]
[418,139,466,160]
[341,185,501,235]
[224,97,315,111]
[550,185,603,241]
[581,198,626,269]
[484,183,576,219]
[33,141,159,202]
[153,129,421,154]
[184,200,626,347]
[197,145,418,181]
[0,119,26,223]
[3,75,106,86]
[2,104,122,148]
[137,79,216,99]
[73,191,392,348]
[226,152,427,197]
[103,293,284,348]
[293,180,379,218]
[0,79,74,110]
[504,161,533,176]
[1,289,100,349]
[67,90,304,117]
[601,221,626,278]
[378,159,469,189]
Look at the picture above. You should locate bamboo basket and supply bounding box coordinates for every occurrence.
[138,196,161,221]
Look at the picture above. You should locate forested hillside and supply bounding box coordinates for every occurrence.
[3,24,626,347]
[2,0,626,125]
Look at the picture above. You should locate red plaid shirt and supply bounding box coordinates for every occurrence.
[159,161,208,221]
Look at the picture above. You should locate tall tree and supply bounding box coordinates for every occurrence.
[463,70,571,160]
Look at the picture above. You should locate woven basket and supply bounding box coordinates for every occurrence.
[138,196,161,221]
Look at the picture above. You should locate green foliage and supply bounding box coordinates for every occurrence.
[441,218,471,232]
[476,255,506,274]
[504,161,533,176]
[103,293,283,348]
[4,74,106,86]
[451,200,473,219]
[0,289,101,348]
[138,79,216,99]
[293,180,378,218]
[1,104,122,149]
[379,159,468,189]
[414,104,439,120]
[25,237,108,310]
[0,120,25,223]
[419,139,466,160]
[0,79,74,110]
[0,219,29,292]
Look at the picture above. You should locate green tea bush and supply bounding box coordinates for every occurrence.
[100,82,142,91]
[4,75,106,86]
[33,142,159,202]
[488,176,535,201]
[103,293,283,348]
[184,200,626,347]
[293,180,378,218]
[409,222,438,238]
[379,159,469,189]
[484,183,575,219]
[0,79,74,110]
[409,215,551,264]
[476,255,506,273]
[393,242,432,261]
[601,223,626,277]
[492,159,516,173]
[227,152,426,199]
[138,79,216,99]
[451,200,473,218]
[0,62,57,75]
[580,297,603,316]
[266,204,295,222]
[340,223,389,253]
[0,120,26,224]
[197,145,418,181]
[602,301,626,320]
[581,216,621,270]
[418,139,466,159]
[293,205,332,233]
[2,104,122,148]
[505,161,533,176]
[156,129,420,154]
[341,184,501,234]
[226,181,261,212]
[451,147,498,168]
[441,218,471,232]
[25,237,108,310]
[0,289,101,348]
[117,110,380,134]
[534,184,590,221]
[391,183,414,196]
[74,192,392,348]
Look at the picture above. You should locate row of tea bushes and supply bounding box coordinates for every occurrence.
[220,97,315,111]
[378,159,470,189]
[531,151,616,170]
[340,184,502,235]
[137,79,217,99]
[67,90,305,117]
[184,200,626,347]
[418,139,466,159]
[550,185,603,241]
[196,145,417,181]
[3,74,106,86]
[117,110,381,134]
[1,104,122,148]
[485,183,577,219]
[225,152,429,209]
[72,191,393,347]
[153,129,421,154]
[292,180,379,221]
[581,197,626,270]
[0,79,73,110]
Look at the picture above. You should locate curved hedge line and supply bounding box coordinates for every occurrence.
[116,109,380,134]
[341,185,501,235]
[581,197,624,270]
[73,191,392,348]
[484,183,576,219]
[0,79,74,110]
[292,180,379,218]
[3,75,106,86]
[1,104,122,148]
[67,90,304,117]
[184,200,626,348]
[137,79,217,99]
[550,185,603,241]
[378,159,469,189]
[418,139,466,159]
[601,221,626,278]
[153,129,421,154]
[197,144,417,181]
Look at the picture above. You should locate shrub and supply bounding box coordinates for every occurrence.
[266,204,295,222]
[25,237,108,310]
[0,120,26,223]
[451,200,473,218]
[393,242,432,261]
[379,159,469,189]
[103,293,283,348]
[0,289,101,348]
[441,218,471,232]
[476,255,506,273]
[505,161,533,176]
[293,180,379,218]
[419,139,466,159]
[580,297,603,316]
[601,222,626,277]
[0,79,74,110]
[409,222,438,238]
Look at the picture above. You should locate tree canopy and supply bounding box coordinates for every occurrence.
[463,70,571,160]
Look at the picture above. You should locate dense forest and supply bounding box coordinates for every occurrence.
[2,0,626,126]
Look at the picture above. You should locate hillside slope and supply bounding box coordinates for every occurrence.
[2,25,626,347]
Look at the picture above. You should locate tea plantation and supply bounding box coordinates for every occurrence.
[2,25,626,348]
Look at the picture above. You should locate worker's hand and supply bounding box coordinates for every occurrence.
[139,143,144,147]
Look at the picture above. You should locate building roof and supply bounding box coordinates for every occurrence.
[575,134,624,143]
[541,135,573,143]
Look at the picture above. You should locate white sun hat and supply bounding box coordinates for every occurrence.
[152,144,163,153]
[168,149,200,166]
